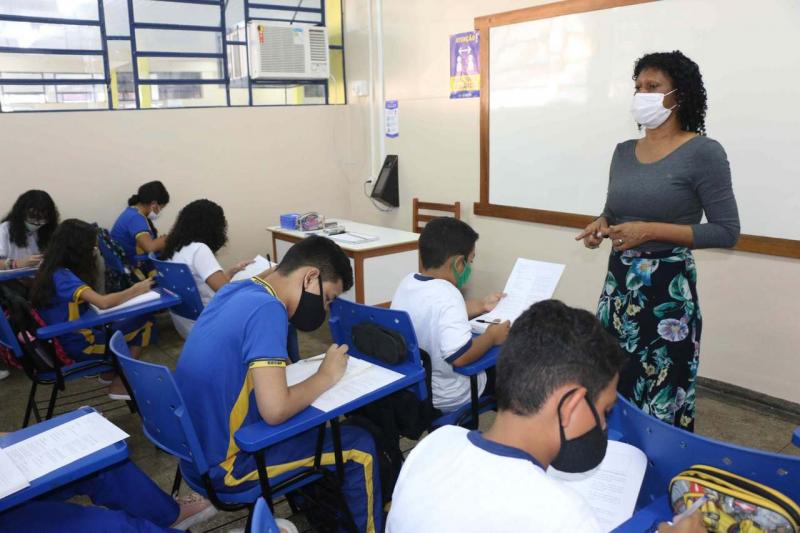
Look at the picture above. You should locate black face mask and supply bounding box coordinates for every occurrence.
[289,277,327,332]
[550,390,608,473]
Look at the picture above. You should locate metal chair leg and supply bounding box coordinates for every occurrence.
[171,465,182,497]
[22,381,37,427]
[45,383,59,420]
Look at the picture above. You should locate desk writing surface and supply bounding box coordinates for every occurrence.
[453,340,501,377]
[36,287,181,339]
[0,267,37,282]
[0,407,128,512]
[235,360,424,451]
[269,219,419,252]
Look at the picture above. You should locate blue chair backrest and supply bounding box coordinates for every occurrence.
[0,311,22,358]
[328,298,426,401]
[608,394,800,509]
[151,258,204,321]
[97,230,128,274]
[110,331,210,476]
[251,497,280,533]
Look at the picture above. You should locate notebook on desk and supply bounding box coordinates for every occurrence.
[470,258,565,334]
[285,355,404,412]
[0,412,128,500]
[89,290,160,315]
[232,255,276,282]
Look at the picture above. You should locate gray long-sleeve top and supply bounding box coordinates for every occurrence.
[601,136,740,252]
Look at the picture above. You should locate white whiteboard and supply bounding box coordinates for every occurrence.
[488,0,800,241]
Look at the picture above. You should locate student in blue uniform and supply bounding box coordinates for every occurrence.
[174,236,383,533]
[31,219,155,400]
[0,189,59,271]
[0,458,215,532]
[110,181,169,276]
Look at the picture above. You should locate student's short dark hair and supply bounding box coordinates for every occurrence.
[418,217,479,269]
[496,300,626,416]
[276,235,353,291]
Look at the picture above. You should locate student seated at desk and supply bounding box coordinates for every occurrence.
[0,189,59,271]
[391,217,509,414]
[174,236,382,533]
[31,219,155,400]
[0,458,215,532]
[111,180,169,277]
[162,199,251,338]
[387,300,704,533]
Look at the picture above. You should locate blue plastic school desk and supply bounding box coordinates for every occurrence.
[0,406,128,513]
[234,359,424,500]
[35,287,181,340]
[452,337,502,425]
[0,267,37,283]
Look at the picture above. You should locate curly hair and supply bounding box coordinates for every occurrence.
[2,190,59,251]
[633,51,707,135]
[163,199,228,259]
[31,219,98,309]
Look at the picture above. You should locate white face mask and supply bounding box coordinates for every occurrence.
[630,89,677,129]
[147,208,160,221]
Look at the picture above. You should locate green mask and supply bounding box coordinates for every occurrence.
[452,256,472,289]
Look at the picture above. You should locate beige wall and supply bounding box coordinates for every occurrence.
[0,104,354,267]
[344,0,800,404]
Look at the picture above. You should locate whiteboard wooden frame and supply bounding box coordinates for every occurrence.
[473,0,800,259]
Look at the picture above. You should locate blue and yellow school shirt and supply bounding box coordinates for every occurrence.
[174,277,289,490]
[36,268,99,356]
[110,207,155,263]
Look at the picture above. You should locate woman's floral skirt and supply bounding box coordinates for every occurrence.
[597,247,701,431]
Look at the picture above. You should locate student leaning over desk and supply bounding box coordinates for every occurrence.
[174,236,383,532]
[111,180,170,278]
[162,199,252,338]
[31,219,155,400]
[0,189,59,271]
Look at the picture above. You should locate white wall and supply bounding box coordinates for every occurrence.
[0,104,355,267]
[344,0,800,404]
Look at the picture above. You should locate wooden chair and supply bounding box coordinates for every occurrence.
[412,198,461,233]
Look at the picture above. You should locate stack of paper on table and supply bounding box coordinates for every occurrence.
[547,440,648,531]
[232,255,276,282]
[89,290,161,315]
[470,258,565,334]
[285,355,404,412]
[329,232,379,245]
[0,412,129,500]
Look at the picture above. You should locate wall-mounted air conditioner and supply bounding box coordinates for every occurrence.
[247,21,329,80]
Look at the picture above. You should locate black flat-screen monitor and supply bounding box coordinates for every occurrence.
[371,155,399,208]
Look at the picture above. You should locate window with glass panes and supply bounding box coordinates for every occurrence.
[0,0,345,112]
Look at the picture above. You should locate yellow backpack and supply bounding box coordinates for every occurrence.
[670,465,800,533]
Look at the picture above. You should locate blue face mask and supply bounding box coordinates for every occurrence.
[24,220,45,233]
[451,256,472,289]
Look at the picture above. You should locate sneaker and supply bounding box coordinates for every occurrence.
[0,369,9,381]
[107,378,131,401]
[172,492,217,531]
[276,518,299,533]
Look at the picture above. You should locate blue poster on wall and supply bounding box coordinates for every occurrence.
[449,30,480,99]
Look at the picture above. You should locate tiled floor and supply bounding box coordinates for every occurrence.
[1,316,798,531]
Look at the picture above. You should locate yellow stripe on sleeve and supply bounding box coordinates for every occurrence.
[249,359,287,369]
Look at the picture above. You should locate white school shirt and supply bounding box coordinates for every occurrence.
[167,242,223,339]
[386,425,603,533]
[0,221,39,262]
[390,273,486,412]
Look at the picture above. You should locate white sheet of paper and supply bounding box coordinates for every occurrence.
[90,290,160,315]
[0,448,30,499]
[547,440,648,531]
[285,355,405,412]
[232,255,276,282]
[3,412,129,482]
[329,232,379,245]
[471,258,565,333]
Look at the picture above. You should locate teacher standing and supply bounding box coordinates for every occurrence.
[576,51,740,432]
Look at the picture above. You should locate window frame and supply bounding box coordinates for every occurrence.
[0,0,346,112]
